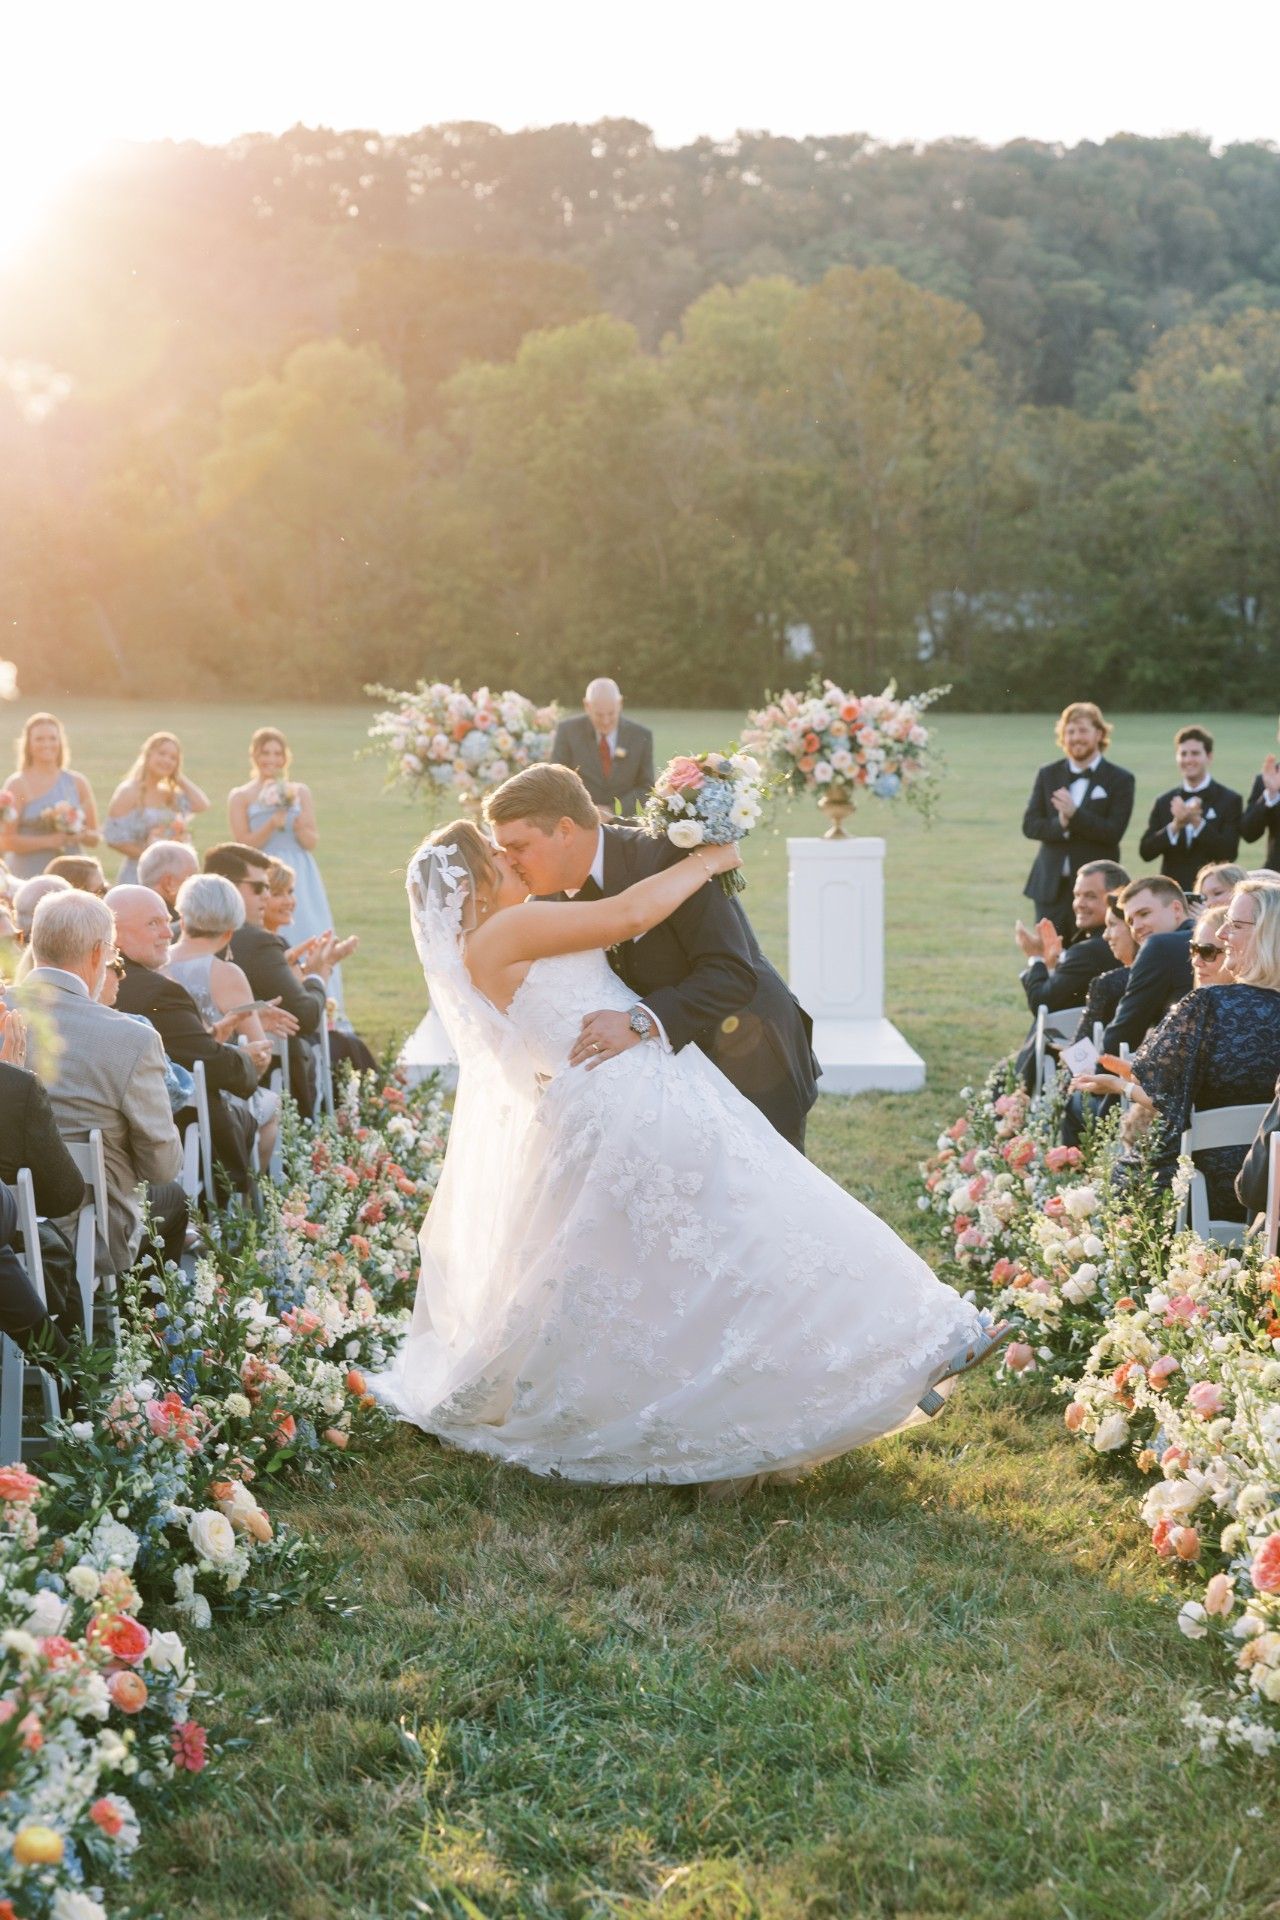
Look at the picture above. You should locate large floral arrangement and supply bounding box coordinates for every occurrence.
[2,1066,449,1915]
[639,751,764,894]
[741,679,948,818]
[366,681,559,804]
[917,1044,1280,1762]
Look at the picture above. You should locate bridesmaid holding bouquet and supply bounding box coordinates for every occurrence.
[0,713,100,879]
[104,731,210,883]
[228,727,344,1006]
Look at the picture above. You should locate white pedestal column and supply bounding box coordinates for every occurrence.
[787,835,924,1094]
[398,1006,458,1089]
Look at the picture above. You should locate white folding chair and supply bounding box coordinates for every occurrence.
[192,1060,215,1207]
[318,1019,335,1120]
[1263,1131,1280,1258]
[64,1131,116,1341]
[1033,1004,1085,1097]
[0,1168,62,1461]
[1175,1103,1273,1246]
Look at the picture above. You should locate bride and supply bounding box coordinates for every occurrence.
[373,820,1005,1485]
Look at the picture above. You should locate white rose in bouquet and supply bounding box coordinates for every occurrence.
[189,1509,238,1567]
[668,819,705,849]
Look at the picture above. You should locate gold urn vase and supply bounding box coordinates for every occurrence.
[816,788,855,839]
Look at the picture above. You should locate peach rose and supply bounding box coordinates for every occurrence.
[1147,1355,1179,1385]
[1250,1534,1280,1594]
[1063,1401,1087,1432]
[1204,1573,1235,1616]
[1005,1341,1036,1373]
[1187,1380,1225,1419]
[107,1669,148,1714]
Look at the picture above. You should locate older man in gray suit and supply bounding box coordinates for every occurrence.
[549,677,655,820]
[15,889,184,1273]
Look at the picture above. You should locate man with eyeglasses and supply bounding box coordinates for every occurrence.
[203,843,331,1117]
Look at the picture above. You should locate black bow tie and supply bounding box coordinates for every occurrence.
[1180,790,1206,801]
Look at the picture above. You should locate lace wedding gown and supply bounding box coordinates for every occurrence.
[376,943,984,1485]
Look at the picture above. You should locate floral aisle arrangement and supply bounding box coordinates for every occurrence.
[741,679,948,836]
[917,1057,1280,1760]
[639,751,764,894]
[366,681,559,805]
[1,1068,449,1918]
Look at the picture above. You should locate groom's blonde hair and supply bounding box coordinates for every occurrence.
[485,763,597,833]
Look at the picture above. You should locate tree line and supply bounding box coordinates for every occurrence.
[3,124,1280,706]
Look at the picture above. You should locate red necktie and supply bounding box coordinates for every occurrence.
[599,733,612,778]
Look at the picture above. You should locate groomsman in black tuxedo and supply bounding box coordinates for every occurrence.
[1138,725,1241,894]
[549,678,655,820]
[1241,717,1280,873]
[1021,703,1135,937]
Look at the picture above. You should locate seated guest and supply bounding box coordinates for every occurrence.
[1138,726,1242,893]
[1196,861,1248,909]
[1100,877,1195,1054]
[204,842,333,1115]
[107,883,265,1200]
[167,873,282,1170]
[136,839,199,931]
[1067,894,1138,1044]
[1081,878,1280,1222]
[15,890,185,1272]
[0,1179,73,1364]
[1241,717,1280,873]
[0,1010,86,1340]
[1015,858,1128,1015]
[46,854,108,895]
[11,874,71,980]
[1021,702,1135,938]
[1189,903,1233,988]
[550,677,656,822]
[263,857,375,1077]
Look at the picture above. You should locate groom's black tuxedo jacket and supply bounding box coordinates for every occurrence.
[1022,756,1135,907]
[576,824,820,1152]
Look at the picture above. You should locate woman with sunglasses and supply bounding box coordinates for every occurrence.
[1075,879,1280,1221]
[1189,904,1233,987]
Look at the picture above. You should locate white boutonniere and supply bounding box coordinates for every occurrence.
[614,746,627,760]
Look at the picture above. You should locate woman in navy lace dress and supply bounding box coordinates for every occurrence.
[1121,879,1280,1220]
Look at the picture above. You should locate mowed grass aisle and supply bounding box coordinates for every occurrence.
[35,703,1280,1917]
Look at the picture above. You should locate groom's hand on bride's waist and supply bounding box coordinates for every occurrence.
[570,1009,662,1069]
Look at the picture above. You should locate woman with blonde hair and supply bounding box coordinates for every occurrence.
[1020,701,1135,939]
[1084,877,1280,1220]
[1195,860,1248,908]
[1,713,99,879]
[103,731,209,883]
[228,726,343,1005]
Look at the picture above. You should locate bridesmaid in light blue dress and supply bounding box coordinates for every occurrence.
[103,731,210,883]
[1,712,100,879]
[228,726,345,1008]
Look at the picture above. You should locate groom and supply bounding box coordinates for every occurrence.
[486,763,820,1152]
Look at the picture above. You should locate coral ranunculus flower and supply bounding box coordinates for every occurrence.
[1250,1534,1280,1595]
[0,1463,42,1505]
[107,1669,149,1714]
[90,1795,125,1836]
[92,1612,150,1665]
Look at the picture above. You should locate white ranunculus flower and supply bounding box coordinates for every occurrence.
[667,819,705,848]
[25,1587,70,1636]
[1177,1601,1208,1640]
[52,1891,107,1920]
[1,1627,38,1659]
[67,1563,101,1602]
[1093,1411,1131,1452]
[1081,1234,1106,1259]
[188,1509,237,1567]
[1061,1266,1098,1305]
[1062,1186,1098,1219]
[1141,1478,1202,1526]
[147,1629,188,1677]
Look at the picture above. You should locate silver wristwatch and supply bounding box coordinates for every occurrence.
[629,1006,655,1039]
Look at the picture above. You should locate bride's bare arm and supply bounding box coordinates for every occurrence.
[474,844,741,969]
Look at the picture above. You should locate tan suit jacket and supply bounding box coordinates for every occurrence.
[15,968,182,1272]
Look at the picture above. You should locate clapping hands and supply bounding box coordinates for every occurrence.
[0,1004,27,1068]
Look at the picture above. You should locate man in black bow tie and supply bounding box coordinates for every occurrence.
[1138,725,1241,894]
[1021,702,1135,937]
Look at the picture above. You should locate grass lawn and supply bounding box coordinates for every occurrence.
[26,702,1280,1917]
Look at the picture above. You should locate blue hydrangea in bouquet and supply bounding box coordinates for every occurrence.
[640,751,764,894]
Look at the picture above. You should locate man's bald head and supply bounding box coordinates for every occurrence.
[583,678,622,735]
[105,884,173,970]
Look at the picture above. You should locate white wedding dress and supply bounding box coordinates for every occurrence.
[375,852,985,1485]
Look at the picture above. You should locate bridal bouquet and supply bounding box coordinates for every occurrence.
[742,679,948,821]
[367,681,559,805]
[640,750,764,894]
